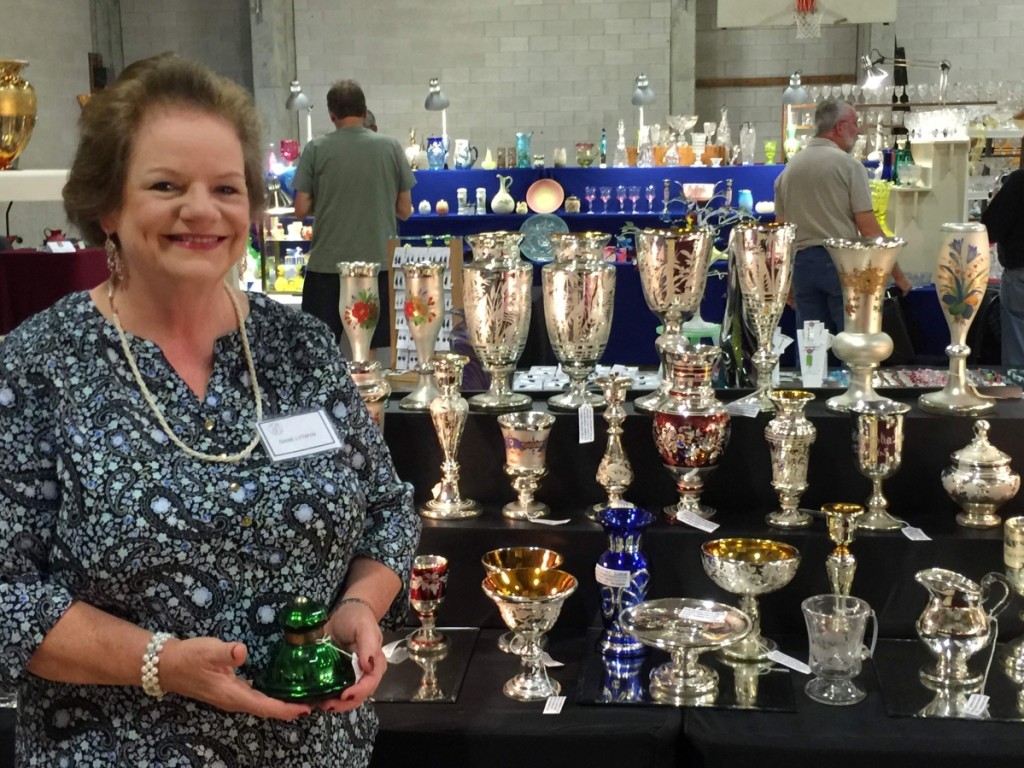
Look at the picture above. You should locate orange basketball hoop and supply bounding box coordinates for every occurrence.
[794,0,822,39]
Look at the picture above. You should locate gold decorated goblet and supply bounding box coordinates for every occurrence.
[400,261,445,411]
[620,597,752,705]
[822,502,864,596]
[482,568,577,701]
[852,401,910,531]
[496,411,556,520]
[409,554,449,654]
[481,547,564,654]
[700,538,801,663]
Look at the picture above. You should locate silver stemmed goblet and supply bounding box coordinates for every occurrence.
[1003,517,1024,678]
[633,226,715,414]
[463,231,533,413]
[543,232,616,411]
[409,554,449,654]
[482,568,577,701]
[496,411,556,520]
[400,261,445,411]
[701,538,801,663]
[481,547,564,653]
[421,353,482,519]
[764,390,816,529]
[824,236,906,413]
[822,502,864,596]
[729,221,796,412]
[852,400,910,531]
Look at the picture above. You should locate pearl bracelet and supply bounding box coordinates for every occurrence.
[141,631,174,700]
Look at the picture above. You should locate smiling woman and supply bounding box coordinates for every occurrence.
[0,54,419,767]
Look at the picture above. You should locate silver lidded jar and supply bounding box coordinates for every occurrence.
[942,419,1020,529]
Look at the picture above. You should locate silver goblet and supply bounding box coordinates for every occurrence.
[497,411,555,520]
[481,547,564,654]
[400,261,445,411]
[729,221,796,412]
[701,538,801,663]
[482,568,577,701]
[463,231,532,413]
[633,227,715,414]
[543,232,615,411]
[852,400,910,531]
[764,390,816,529]
[824,236,906,413]
[420,353,482,519]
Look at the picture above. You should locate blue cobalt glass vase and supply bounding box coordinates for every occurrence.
[596,506,654,657]
[598,655,645,703]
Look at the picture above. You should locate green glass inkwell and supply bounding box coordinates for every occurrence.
[255,595,357,702]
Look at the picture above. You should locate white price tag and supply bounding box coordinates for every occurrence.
[901,526,932,541]
[46,240,77,253]
[543,695,566,714]
[595,564,632,588]
[767,649,811,674]
[530,517,572,526]
[578,404,595,444]
[726,401,761,418]
[675,510,720,532]
[965,693,990,718]
[540,652,564,668]
[383,639,408,664]
[680,607,728,623]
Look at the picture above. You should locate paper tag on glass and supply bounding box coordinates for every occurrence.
[383,639,408,664]
[727,401,760,418]
[965,693,990,718]
[351,652,364,683]
[530,517,571,526]
[578,404,595,444]
[902,526,931,541]
[767,649,811,674]
[543,696,566,714]
[680,607,728,623]
[675,510,720,532]
[595,564,632,588]
[540,652,564,668]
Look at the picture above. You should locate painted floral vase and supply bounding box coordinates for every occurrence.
[653,342,731,521]
[595,506,655,658]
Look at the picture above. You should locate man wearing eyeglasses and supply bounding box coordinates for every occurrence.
[775,99,911,335]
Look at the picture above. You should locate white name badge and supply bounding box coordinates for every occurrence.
[257,409,342,462]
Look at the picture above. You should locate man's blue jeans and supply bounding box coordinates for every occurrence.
[1001,267,1024,367]
[792,245,845,335]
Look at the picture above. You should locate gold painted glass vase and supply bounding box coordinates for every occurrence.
[0,60,36,170]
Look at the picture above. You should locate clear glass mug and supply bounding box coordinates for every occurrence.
[801,594,878,706]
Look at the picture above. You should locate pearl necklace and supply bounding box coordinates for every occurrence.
[108,282,264,464]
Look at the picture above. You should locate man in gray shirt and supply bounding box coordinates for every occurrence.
[775,99,910,334]
[293,80,414,351]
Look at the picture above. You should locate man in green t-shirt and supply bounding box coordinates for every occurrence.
[293,80,415,353]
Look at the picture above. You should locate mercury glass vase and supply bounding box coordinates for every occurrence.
[542,232,616,411]
[0,60,37,170]
[764,390,816,529]
[463,231,532,413]
[823,236,906,413]
[400,261,445,411]
[337,261,380,364]
[919,222,995,416]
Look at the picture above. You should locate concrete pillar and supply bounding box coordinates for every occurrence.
[250,0,298,145]
[669,0,697,115]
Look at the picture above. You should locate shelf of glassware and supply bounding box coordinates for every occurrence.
[885,139,969,276]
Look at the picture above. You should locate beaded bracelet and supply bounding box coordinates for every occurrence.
[141,631,174,700]
[338,597,373,612]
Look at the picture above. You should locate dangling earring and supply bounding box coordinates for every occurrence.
[105,235,125,284]
[239,249,248,278]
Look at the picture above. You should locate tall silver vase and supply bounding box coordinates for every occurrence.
[400,262,445,411]
[730,222,796,412]
[463,231,532,413]
[764,390,816,529]
[543,232,616,411]
[852,401,910,531]
[592,373,635,519]
[824,236,905,413]
[919,222,995,416]
[421,353,481,519]
[633,227,715,413]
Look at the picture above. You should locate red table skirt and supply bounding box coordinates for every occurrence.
[0,248,109,335]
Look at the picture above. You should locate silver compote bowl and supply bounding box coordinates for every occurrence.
[620,597,752,705]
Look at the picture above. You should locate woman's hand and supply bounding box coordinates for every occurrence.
[319,601,388,713]
[160,636,311,720]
